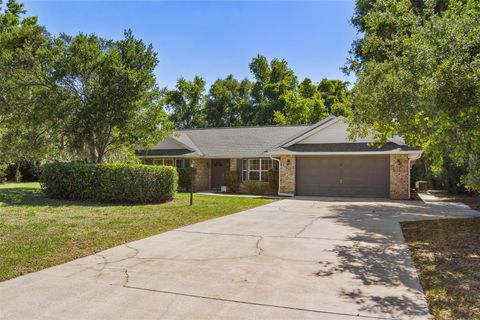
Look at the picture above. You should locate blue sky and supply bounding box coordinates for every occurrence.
[24,0,357,89]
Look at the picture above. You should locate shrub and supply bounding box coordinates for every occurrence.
[243,180,270,195]
[177,167,197,191]
[40,162,177,203]
[7,161,41,182]
[0,164,7,184]
[268,169,279,193]
[225,171,240,193]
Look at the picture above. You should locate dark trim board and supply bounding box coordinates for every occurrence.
[135,149,194,156]
[285,143,419,153]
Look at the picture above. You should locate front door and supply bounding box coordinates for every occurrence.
[211,159,230,189]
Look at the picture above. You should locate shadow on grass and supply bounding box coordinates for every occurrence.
[0,185,221,208]
[0,186,152,208]
[401,218,480,319]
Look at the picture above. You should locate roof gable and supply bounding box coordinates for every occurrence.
[277,116,405,148]
[265,116,335,151]
[296,118,376,144]
[151,136,194,151]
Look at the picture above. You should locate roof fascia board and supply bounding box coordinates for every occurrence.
[266,150,423,156]
[138,154,200,159]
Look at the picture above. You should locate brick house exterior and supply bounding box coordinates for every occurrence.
[137,116,421,199]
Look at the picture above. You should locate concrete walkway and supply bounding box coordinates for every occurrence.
[1,197,479,319]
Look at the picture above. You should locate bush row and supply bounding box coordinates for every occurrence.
[40,162,177,203]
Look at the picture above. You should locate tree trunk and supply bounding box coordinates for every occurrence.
[14,162,21,182]
[96,148,105,163]
[88,135,99,163]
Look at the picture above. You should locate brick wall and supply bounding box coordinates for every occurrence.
[279,155,295,195]
[389,154,410,200]
[230,158,238,171]
[191,159,210,191]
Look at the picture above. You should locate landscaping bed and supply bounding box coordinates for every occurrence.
[401,217,480,319]
[0,182,274,281]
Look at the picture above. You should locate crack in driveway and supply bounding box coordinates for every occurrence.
[294,216,323,237]
[255,236,264,255]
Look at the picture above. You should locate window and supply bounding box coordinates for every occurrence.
[152,158,185,168]
[175,159,185,168]
[242,159,277,182]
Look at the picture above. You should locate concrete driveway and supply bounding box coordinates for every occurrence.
[1,197,479,320]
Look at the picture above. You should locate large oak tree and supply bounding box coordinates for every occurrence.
[54,30,171,163]
[0,0,59,180]
[347,0,480,191]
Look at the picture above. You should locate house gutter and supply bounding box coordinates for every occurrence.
[267,150,423,156]
[407,153,422,200]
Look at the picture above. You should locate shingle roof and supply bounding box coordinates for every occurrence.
[171,133,203,155]
[137,116,421,158]
[177,125,309,158]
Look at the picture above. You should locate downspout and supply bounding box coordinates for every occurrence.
[408,158,411,199]
[269,155,281,196]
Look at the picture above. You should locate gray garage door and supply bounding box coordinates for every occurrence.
[296,155,390,197]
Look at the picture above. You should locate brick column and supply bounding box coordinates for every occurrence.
[191,159,210,191]
[390,154,410,200]
[230,158,238,171]
[279,155,295,195]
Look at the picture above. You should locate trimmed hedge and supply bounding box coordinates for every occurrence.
[40,162,178,203]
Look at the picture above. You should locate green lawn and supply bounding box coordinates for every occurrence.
[0,182,275,281]
[402,218,480,320]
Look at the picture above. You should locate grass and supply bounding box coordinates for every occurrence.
[401,218,480,320]
[0,182,275,281]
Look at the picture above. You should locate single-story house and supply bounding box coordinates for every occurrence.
[136,116,422,199]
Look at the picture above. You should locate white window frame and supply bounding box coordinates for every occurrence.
[152,158,185,168]
[242,159,276,182]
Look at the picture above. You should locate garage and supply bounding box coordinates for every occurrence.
[296,155,390,197]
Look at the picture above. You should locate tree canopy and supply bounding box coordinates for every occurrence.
[55,30,171,163]
[204,75,252,127]
[347,0,480,191]
[164,55,351,129]
[0,0,59,179]
[164,76,206,129]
